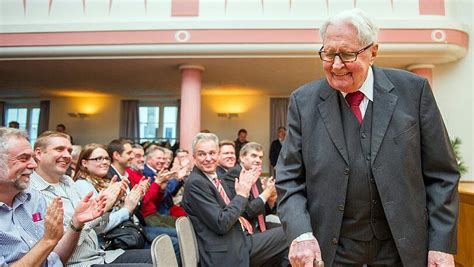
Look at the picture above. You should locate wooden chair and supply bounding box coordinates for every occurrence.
[176,216,199,266]
[151,234,179,267]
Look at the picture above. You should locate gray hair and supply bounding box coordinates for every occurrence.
[192,133,219,154]
[0,127,29,171]
[145,145,165,162]
[320,8,379,46]
[132,144,144,150]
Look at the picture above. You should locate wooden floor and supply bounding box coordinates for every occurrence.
[455,181,474,267]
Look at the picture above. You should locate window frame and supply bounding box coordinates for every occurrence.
[5,102,41,144]
[138,100,179,144]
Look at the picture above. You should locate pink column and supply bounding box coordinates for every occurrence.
[408,64,434,88]
[179,65,205,153]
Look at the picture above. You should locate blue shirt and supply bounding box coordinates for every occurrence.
[0,188,62,266]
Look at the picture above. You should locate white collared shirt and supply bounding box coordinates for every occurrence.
[341,66,374,118]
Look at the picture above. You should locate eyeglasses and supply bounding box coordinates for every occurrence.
[319,43,373,63]
[87,156,111,162]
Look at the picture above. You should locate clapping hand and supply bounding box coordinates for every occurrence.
[137,177,150,198]
[99,175,125,211]
[71,192,107,229]
[43,197,65,244]
[124,185,144,213]
[235,168,255,198]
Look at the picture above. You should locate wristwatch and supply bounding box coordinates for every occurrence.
[69,220,83,232]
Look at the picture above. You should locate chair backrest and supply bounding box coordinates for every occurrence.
[176,216,199,267]
[151,234,179,267]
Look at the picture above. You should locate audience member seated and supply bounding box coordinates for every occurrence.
[158,148,187,218]
[224,142,280,232]
[182,133,289,267]
[0,127,106,266]
[169,148,192,208]
[141,146,177,227]
[216,140,237,177]
[30,131,153,266]
[66,145,82,178]
[125,143,182,262]
[73,143,143,233]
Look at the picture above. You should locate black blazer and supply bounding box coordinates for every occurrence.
[223,164,273,231]
[182,166,251,267]
[276,66,460,267]
[269,139,282,167]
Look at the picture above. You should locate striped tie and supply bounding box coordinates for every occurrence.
[213,177,253,234]
[251,183,267,232]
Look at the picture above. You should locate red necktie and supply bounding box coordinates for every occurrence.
[251,183,267,232]
[213,177,253,234]
[345,91,365,124]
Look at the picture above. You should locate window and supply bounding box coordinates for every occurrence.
[139,102,178,145]
[5,104,41,145]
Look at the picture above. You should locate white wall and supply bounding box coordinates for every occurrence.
[201,94,271,173]
[49,96,121,145]
[433,0,473,180]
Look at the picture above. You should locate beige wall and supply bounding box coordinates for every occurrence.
[433,0,473,180]
[201,94,271,173]
[49,96,121,145]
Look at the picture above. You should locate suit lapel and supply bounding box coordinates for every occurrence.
[318,84,349,165]
[194,167,229,207]
[371,67,397,164]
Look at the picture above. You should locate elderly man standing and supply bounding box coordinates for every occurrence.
[0,127,106,266]
[276,9,460,267]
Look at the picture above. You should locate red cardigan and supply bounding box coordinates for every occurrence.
[126,168,165,218]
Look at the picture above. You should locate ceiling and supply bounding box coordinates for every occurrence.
[0,55,417,99]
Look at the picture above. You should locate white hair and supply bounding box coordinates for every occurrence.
[320,8,379,46]
[0,127,29,173]
[192,133,219,154]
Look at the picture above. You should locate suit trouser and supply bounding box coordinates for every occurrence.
[249,226,289,267]
[143,213,176,228]
[333,236,402,267]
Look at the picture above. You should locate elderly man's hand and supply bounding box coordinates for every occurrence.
[288,238,322,267]
[43,197,64,243]
[428,250,454,267]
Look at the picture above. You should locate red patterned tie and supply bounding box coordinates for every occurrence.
[345,91,365,124]
[251,183,267,232]
[213,177,253,234]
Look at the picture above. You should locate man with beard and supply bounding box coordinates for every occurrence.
[0,127,106,266]
[30,131,154,266]
[216,140,237,177]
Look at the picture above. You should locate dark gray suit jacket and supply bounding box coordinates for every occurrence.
[276,66,460,267]
[223,164,271,229]
[182,166,251,266]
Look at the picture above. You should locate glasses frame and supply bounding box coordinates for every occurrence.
[86,156,111,163]
[319,43,374,63]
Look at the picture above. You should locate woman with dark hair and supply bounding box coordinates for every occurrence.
[74,143,181,261]
[73,143,140,233]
